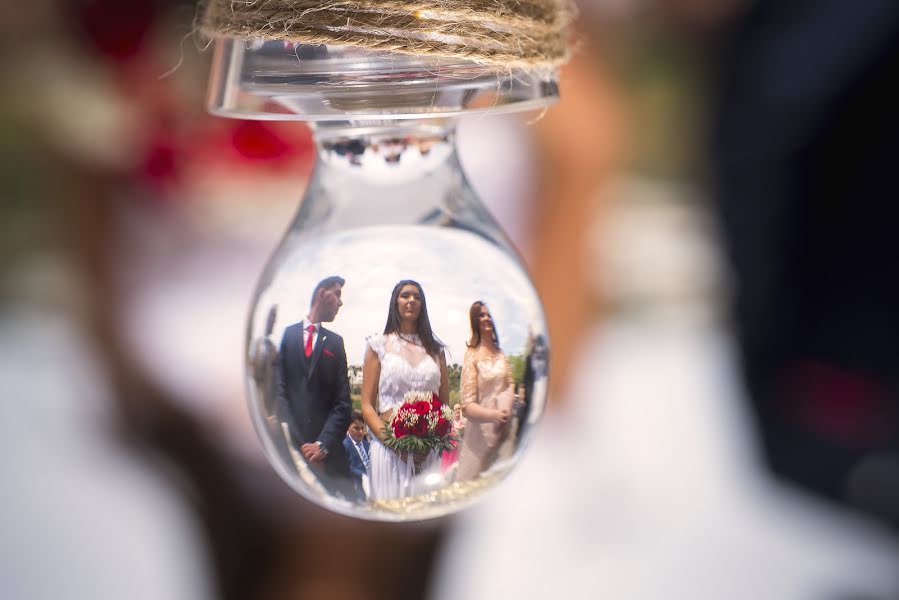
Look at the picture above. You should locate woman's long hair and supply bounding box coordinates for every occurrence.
[384,280,444,359]
[467,300,500,349]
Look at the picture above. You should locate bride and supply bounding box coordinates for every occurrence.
[361,280,449,500]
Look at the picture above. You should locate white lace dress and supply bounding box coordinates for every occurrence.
[365,333,443,500]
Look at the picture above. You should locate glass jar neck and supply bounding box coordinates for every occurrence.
[295,118,472,234]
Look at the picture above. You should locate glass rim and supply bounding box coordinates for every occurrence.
[207,36,559,122]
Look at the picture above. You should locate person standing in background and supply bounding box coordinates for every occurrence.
[456,301,515,482]
[249,305,280,432]
[711,0,899,526]
[343,411,371,502]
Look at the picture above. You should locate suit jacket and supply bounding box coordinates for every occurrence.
[276,323,352,478]
[343,435,370,480]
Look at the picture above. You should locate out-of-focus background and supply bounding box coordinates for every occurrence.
[2,1,898,599]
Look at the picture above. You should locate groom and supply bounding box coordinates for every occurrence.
[276,276,352,494]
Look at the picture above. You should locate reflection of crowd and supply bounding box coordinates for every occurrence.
[249,275,541,504]
[323,134,444,168]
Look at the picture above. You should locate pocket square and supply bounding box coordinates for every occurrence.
[323,349,335,358]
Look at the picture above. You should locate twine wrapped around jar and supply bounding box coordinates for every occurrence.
[199,0,574,69]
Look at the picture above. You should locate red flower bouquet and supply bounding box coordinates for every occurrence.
[382,391,457,456]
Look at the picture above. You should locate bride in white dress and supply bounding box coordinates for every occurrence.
[361,280,449,500]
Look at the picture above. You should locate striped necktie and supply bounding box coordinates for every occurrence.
[357,440,370,471]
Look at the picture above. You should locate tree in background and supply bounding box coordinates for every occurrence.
[447,363,462,405]
[507,354,526,388]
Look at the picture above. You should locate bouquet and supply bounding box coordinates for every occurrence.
[382,391,457,456]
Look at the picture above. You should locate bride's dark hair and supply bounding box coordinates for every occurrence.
[384,279,444,359]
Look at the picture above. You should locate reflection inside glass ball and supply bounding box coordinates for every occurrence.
[247,228,548,521]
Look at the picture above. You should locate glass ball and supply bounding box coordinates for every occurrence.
[211,39,554,521]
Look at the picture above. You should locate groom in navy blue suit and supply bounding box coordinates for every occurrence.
[276,276,352,494]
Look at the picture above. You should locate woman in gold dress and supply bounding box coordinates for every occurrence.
[456,301,515,482]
